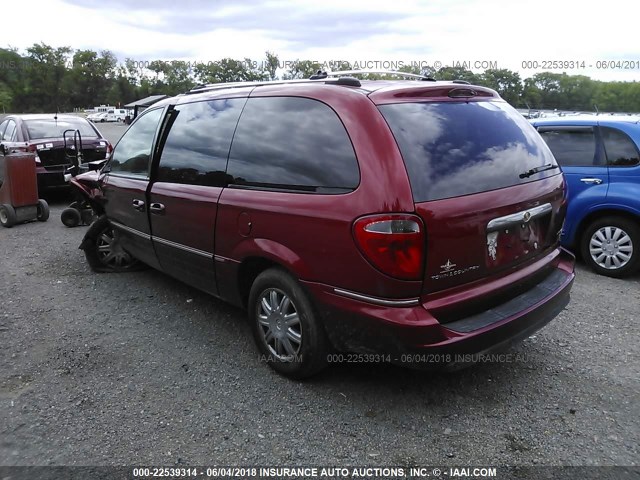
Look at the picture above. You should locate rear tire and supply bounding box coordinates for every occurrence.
[81,216,142,272]
[580,216,640,278]
[61,207,82,227]
[36,199,49,222]
[248,268,328,379]
[0,204,17,228]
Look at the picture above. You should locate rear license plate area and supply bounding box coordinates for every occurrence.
[487,218,547,267]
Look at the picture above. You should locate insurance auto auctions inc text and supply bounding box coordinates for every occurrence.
[252,466,497,478]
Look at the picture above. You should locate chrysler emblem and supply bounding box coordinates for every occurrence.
[523,211,532,223]
[440,259,456,272]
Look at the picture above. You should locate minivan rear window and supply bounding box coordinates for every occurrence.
[379,101,558,202]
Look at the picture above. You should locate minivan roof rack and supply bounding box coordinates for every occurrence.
[323,70,436,81]
[185,70,438,96]
[187,79,324,95]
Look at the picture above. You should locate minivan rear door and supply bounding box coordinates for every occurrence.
[379,99,566,293]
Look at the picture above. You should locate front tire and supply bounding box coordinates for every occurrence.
[581,216,640,278]
[248,268,328,379]
[81,216,142,272]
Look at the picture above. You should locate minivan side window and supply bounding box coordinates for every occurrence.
[601,126,640,167]
[227,97,359,192]
[156,99,245,186]
[538,128,600,167]
[109,108,164,177]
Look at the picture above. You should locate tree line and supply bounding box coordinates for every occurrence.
[1,43,640,113]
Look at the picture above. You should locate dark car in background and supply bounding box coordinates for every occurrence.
[532,115,640,277]
[0,114,112,193]
[81,76,575,378]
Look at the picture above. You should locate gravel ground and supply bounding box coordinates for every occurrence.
[0,121,638,470]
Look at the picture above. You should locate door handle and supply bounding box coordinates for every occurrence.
[149,203,165,214]
[132,199,145,211]
[580,178,603,185]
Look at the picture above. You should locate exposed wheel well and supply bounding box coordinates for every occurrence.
[237,257,280,308]
[574,209,640,251]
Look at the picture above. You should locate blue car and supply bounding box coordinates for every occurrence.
[532,115,640,278]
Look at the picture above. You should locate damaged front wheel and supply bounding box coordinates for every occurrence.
[81,216,143,272]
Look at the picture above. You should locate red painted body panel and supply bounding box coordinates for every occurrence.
[305,248,574,357]
[215,187,423,298]
[101,174,161,270]
[367,83,499,105]
[149,182,221,295]
[416,174,566,293]
[0,154,39,207]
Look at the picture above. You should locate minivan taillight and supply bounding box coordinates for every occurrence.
[26,144,41,164]
[353,214,425,280]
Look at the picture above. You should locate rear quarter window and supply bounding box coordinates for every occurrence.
[226,97,359,193]
[601,126,640,167]
[379,101,558,202]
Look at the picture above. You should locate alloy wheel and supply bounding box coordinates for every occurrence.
[256,288,302,360]
[96,227,135,268]
[589,226,634,270]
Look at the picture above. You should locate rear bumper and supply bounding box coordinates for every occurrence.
[304,248,575,369]
[36,166,69,190]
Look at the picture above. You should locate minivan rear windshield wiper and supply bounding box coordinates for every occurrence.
[519,163,559,179]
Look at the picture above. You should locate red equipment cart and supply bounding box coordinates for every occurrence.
[0,152,49,227]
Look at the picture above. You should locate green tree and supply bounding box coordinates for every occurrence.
[435,66,480,83]
[0,47,27,111]
[66,49,117,108]
[264,51,279,81]
[282,60,323,80]
[522,77,542,109]
[525,72,563,109]
[479,69,523,105]
[556,74,597,111]
[24,43,72,111]
[148,60,195,95]
[194,58,266,84]
[399,63,436,78]
[0,82,13,112]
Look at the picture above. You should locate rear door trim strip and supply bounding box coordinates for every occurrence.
[487,203,553,232]
[153,236,212,259]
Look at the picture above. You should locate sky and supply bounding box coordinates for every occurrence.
[4,0,640,82]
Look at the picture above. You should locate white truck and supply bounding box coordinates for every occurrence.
[106,108,128,122]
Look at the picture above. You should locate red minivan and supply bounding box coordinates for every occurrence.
[80,75,575,378]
